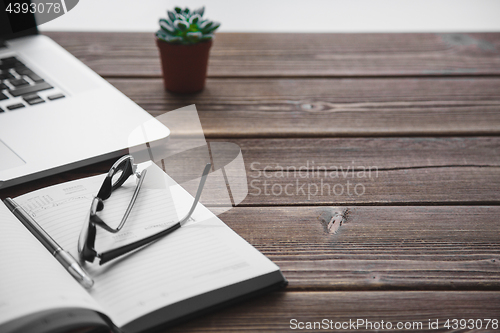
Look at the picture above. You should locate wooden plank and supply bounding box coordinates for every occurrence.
[232,137,500,170]
[203,137,500,205]
[2,137,499,204]
[107,77,500,137]
[43,32,500,77]
[219,206,500,290]
[167,291,500,332]
[242,165,500,205]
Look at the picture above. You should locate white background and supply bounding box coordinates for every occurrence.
[40,0,500,32]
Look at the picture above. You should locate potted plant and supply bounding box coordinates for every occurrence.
[155,6,220,93]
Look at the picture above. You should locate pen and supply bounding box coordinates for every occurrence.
[4,198,94,289]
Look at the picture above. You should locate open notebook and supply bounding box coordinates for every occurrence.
[0,163,287,333]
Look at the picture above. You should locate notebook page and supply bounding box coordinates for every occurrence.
[0,202,104,326]
[14,163,279,327]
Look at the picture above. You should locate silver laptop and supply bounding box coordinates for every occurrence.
[0,1,170,189]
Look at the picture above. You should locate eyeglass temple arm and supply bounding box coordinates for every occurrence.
[98,163,212,265]
[114,168,147,232]
[179,163,211,227]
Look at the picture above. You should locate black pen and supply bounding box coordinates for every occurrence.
[4,198,94,289]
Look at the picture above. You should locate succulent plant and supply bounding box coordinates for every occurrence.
[156,6,220,45]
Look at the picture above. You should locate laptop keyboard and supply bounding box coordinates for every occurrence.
[0,56,65,112]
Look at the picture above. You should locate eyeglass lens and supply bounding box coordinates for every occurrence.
[111,158,133,189]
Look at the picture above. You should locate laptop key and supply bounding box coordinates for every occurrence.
[15,66,30,75]
[26,97,45,106]
[26,72,44,83]
[7,103,25,110]
[9,78,30,87]
[0,107,4,113]
[23,94,45,105]
[0,56,23,64]
[9,81,53,97]
[47,93,65,101]
[23,93,39,101]
[0,82,8,90]
[0,56,19,64]
[0,59,22,70]
[14,66,45,82]
[0,71,14,80]
[0,91,8,100]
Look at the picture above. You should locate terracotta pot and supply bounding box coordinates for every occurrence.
[155,38,213,93]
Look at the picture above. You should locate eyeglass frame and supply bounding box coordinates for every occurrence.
[78,154,211,265]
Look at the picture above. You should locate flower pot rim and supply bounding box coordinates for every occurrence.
[155,36,213,47]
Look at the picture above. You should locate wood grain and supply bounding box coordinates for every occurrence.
[43,32,500,77]
[168,291,500,332]
[219,206,500,290]
[106,77,500,137]
[240,166,500,205]
[205,137,500,205]
[233,137,500,170]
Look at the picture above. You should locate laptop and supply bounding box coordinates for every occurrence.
[0,0,170,189]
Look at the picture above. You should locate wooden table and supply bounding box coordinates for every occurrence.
[2,32,500,331]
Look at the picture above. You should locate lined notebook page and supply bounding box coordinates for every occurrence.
[14,163,279,327]
[0,203,103,327]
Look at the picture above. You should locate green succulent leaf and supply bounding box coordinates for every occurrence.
[174,7,182,13]
[199,21,212,29]
[159,19,175,33]
[190,14,201,24]
[186,31,202,40]
[167,10,176,22]
[156,30,167,39]
[176,13,187,21]
[156,30,177,43]
[167,36,183,43]
[164,17,174,25]
[200,33,214,41]
[205,22,220,33]
[183,7,190,14]
[174,20,188,31]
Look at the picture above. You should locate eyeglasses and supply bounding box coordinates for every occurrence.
[78,155,211,265]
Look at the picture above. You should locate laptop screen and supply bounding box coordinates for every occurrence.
[0,0,38,42]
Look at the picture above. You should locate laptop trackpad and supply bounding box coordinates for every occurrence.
[0,140,26,171]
